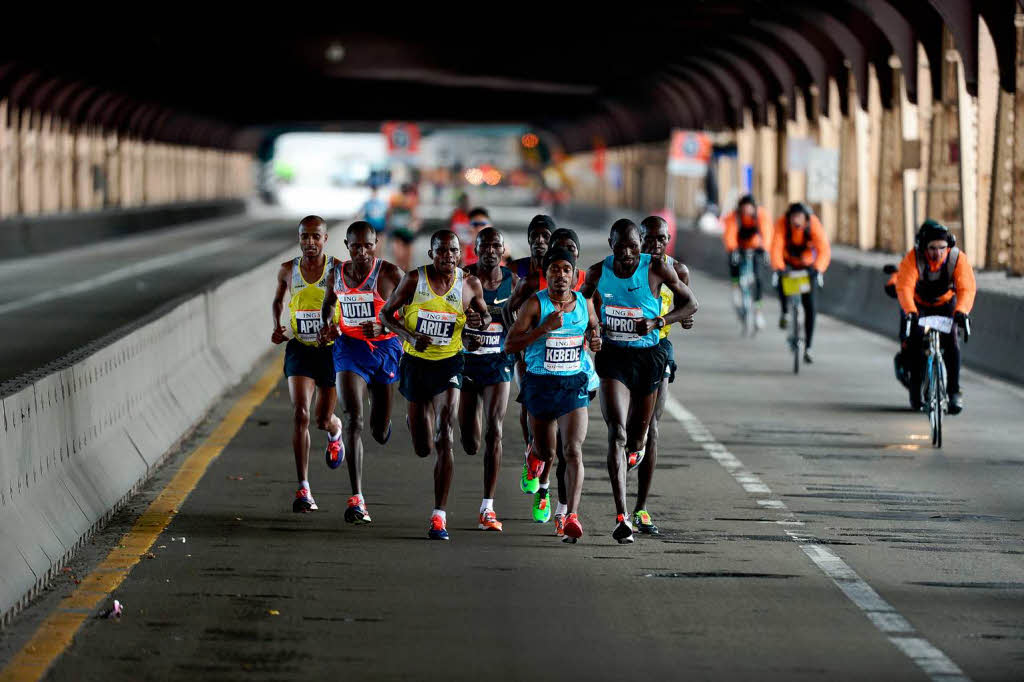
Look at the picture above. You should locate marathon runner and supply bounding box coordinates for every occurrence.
[459,227,517,531]
[380,230,490,540]
[270,215,344,513]
[317,221,404,525]
[505,246,602,542]
[581,219,698,543]
[637,215,693,534]
[388,183,421,272]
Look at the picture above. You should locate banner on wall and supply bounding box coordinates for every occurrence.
[381,122,421,157]
[806,147,839,203]
[667,129,711,177]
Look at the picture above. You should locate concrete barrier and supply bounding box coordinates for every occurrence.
[0,199,247,260]
[0,225,334,626]
[558,203,1024,386]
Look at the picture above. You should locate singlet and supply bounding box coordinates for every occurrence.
[915,247,960,303]
[402,266,466,360]
[513,257,535,279]
[333,258,396,343]
[524,290,588,376]
[288,256,339,346]
[363,197,388,231]
[390,201,413,231]
[465,267,513,357]
[658,255,676,340]
[597,254,661,348]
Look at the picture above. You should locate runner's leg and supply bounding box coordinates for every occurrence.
[338,372,368,496]
[636,378,668,514]
[458,381,483,456]
[482,382,510,499]
[557,407,588,514]
[432,387,460,510]
[288,376,316,483]
[600,379,632,518]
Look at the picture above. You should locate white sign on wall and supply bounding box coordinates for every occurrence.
[806,147,839,203]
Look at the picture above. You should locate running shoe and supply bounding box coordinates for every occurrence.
[612,513,634,544]
[633,509,660,535]
[478,509,503,532]
[779,313,789,330]
[325,437,345,469]
[428,514,449,541]
[344,496,372,524]
[554,513,566,537]
[755,310,766,330]
[627,450,645,471]
[803,348,814,364]
[563,513,583,539]
[519,443,540,494]
[292,487,318,513]
[532,489,552,523]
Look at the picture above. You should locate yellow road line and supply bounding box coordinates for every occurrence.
[0,357,282,682]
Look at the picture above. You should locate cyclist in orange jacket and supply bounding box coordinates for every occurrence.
[721,194,771,329]
[895,220,976,414]
[770,202,830,363]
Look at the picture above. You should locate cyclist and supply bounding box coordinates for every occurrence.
[721,194,771,329]
[770,202,830,363]
[895,220,976,414]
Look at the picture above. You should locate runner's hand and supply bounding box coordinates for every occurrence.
[587,332,602,352]
[681,315,695,330]
[413,332,433,353]
[360,320,384,338]
[317,324,339,346]
[465,334,482,352]
[635,317,660,336]
[540,310,564,333]
[271,325,288,344]
[465,306,483,329]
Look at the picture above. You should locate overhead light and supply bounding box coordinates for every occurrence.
[325,42,346,63]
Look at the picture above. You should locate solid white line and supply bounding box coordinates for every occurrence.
[663,391,971,682]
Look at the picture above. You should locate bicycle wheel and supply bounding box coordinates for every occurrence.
[743,290,754,336]
[928,360,941,447]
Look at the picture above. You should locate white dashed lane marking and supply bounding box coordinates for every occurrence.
[663,393,971,682]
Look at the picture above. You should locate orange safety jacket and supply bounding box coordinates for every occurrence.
[770,214,830,272]
[722,207,772,251]
[895,247,977,315]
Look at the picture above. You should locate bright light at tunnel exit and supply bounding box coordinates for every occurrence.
[464,167,485,185]
[521,133,539,149]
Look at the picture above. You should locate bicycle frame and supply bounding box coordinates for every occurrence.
[782,269,810,374]
[737,250,756,335]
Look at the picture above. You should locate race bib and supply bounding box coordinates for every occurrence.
[603,305,643,341]
[469,322,505,355]
[294,310,323,343]
[544,335,583,373]
[339,292,375,327]
[415,310,457,345]
[918,315,953,334]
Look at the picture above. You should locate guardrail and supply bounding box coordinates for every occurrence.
[0,224,334,626]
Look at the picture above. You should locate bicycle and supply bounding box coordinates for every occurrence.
[909,314,970,448]
[733,249,758,336]
[780,269,811,374]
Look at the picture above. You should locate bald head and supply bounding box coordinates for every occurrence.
[610,218,639,241]
[639,215,667,234]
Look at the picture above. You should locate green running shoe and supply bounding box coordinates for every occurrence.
[532,489,552,523]
[519,445,540,494]
[633,509,660,535]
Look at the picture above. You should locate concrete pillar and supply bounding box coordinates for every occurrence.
[774,101,789,217]
[877,60,907,254]
[838,78,859,246]
[0,100,12,218]
[815,79,842,242]
[957,46,980,261]
[19,109,40,215]
[926,29,964,243]
[786,90,808,203]
[975,18,999,268]
[757,109,778,219]
[1013,14,1024,275]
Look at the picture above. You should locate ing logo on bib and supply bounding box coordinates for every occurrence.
[416,310,457,345]
[544,335,583,373]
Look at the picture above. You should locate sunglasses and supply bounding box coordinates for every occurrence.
[470,220,490,228]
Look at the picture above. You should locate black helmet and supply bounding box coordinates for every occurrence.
[785,202,813,221]
[915,219,956,249]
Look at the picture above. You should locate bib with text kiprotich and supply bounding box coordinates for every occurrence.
[602,305,643,342]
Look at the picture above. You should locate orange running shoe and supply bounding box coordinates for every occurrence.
[563,513,583,539]
[478,509,503,532]
[344,495,371,524]
[554,513,566,537]
[428,514,449,540]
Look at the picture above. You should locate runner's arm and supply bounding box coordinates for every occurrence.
[463,275,491,330]
[380,269,428,348]
[673,261,694,329]
[318,269,340,345]
[578,262,602,299]
[585,297,603,352]
[504,296,550,354]
[270,261,290,344]
[655,258,698,326]
[503,272,538,327]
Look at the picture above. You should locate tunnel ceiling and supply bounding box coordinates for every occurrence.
[0,1,1018,152]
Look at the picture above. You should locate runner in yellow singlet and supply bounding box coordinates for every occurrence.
[271,216,344,513]
[380,230,490,540]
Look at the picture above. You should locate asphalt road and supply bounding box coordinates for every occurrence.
[1,224,1022,681]
[0,210,315,385]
